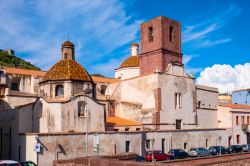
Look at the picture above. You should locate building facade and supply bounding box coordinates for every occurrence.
[0,16,231,165]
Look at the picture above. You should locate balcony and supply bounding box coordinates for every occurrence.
[242,124,249,131]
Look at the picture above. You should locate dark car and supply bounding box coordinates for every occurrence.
[135,155,145,162]
[208,146,227,155]
[241,144,250,152]
[168,149,189,159]
[227,145,242,154]
[145,150,170,161]
[19,161,37,166]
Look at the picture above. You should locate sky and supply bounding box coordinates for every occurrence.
[0,0,249,93]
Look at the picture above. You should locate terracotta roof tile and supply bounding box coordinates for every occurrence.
[5,67,46,77]
[118,56,140,69]
[231,104,250,110]
[92,76,119,83]
[106,117,141,126]
[43,60,92,82]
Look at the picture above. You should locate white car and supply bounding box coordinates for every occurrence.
[0,160,19,165]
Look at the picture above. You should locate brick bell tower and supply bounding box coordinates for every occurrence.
[140,16,182,75]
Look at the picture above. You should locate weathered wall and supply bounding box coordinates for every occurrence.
[4,94,37,109]
[115,67,140,80]
[29,129,228,166]
[196,85,219,129]
[159,65,195,130]
[32,95,105,133]
[218,106,232,129]
[231,109,250,145]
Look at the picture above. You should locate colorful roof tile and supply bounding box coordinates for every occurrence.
[43,59,92,82]
[118,56,140,69]
[106,117,141,126]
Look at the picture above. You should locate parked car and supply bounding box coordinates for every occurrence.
[135,155,145,162]
[208,146,227,155]
[227,145,242,154]
[145,150,169,161]
[188,147,209,157]
[242,144,250,152]
[18,161,37,166]
[0,160,20,166]
[168,149,189,159]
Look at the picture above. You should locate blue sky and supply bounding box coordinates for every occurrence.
[0,0,249,90]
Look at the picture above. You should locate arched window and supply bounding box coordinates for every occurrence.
[78,101,86,117]
[64,53,68,59]
[55,85,64,97]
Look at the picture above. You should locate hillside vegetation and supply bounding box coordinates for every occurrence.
[0,51,40,70]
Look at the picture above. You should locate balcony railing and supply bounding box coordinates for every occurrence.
[242,124,249,131]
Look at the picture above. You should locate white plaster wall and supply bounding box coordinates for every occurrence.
[4,95,37,109]
[19,104,33,133]
[34,129,228,166]
[115,67,140,80]
[61,95,105,132]
[33,98,62,133]
[108,74,157,123]
[159,72,196,130]
[218,106,232,128]
[33,96,105,133]
[196,85,219,128]
[231,110,250,144]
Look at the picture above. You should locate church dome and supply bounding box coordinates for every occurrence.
[119,56,140,69]
[43,59,92,82]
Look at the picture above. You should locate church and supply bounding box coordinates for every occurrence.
[0,16,229,165]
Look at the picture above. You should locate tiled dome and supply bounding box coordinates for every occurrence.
[43,59,92,82]
[119,56,140,69]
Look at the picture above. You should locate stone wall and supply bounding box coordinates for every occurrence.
[19,129,229,166]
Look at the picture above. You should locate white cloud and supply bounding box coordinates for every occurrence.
[196,63,250,93]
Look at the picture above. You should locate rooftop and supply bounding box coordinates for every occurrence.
[5,67,46,77]
[106,117,141,127]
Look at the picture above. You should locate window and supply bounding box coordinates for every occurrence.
[197,101,201,108]
[248,116,250,124]
[11,82,19,91]
[184,142,187,150]
[236,135,240,144]
[100,85,107,95]
[148,26,153,42]
[162,139,165,153]
[176,119,182,129]
[206,139,208,147]
[64,53,68,59]
[236,116,239,125]
[125,141,130,152]
[241,116,245,125]
[55,85,64,97]
[169,26,174,42]
[78,101,86,117]
[175,93,182,109]
[146,140,150,149]
[125,128,129,131]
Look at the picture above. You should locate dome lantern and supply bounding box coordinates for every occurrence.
[61,41,75,60]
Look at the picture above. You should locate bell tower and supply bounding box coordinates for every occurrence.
[140,16,182,75]
[61,41,75,60]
